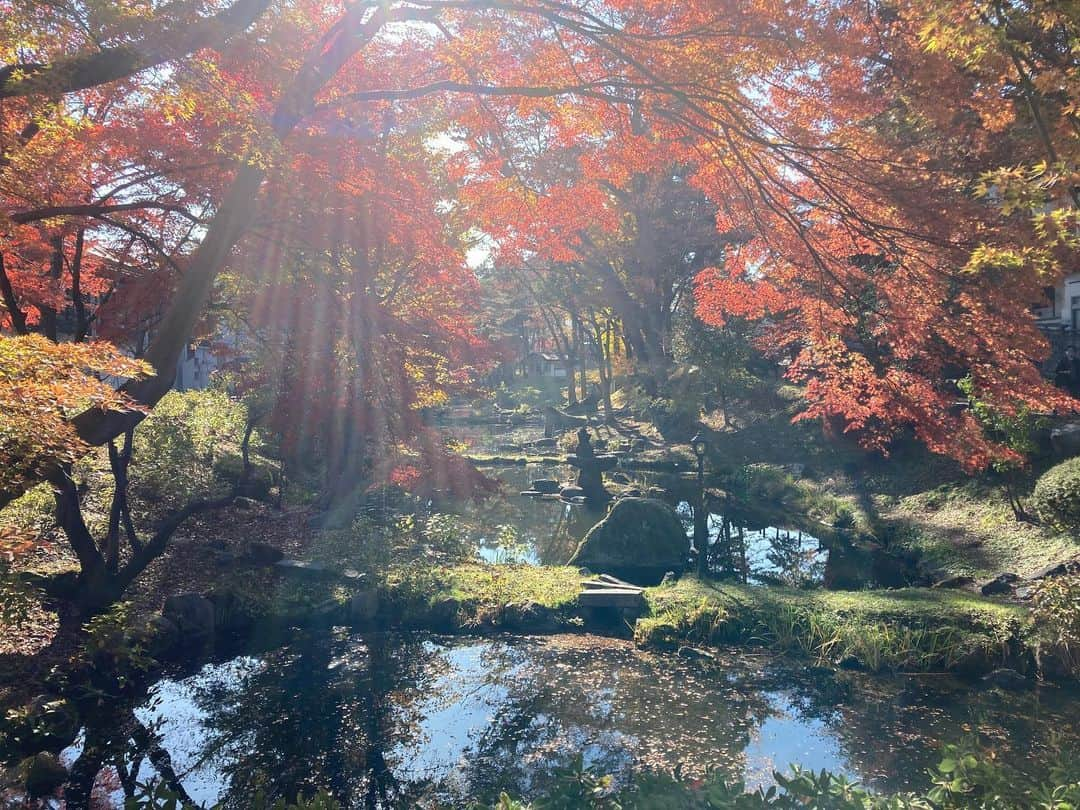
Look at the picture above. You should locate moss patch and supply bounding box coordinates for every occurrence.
[883,481,1080,580]
[636,576,1030,673]
[387,563,583,619]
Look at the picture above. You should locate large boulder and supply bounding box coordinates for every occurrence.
[980,572,1019,597]
[982,668,1031,691]
[569,498,689,585]
[246,541,285,565]
[1027,553,1080,582]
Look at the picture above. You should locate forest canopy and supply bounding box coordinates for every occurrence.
[2,0,1078,502]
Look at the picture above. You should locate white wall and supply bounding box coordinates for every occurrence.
[174,343,218,391]
[1035,273,1080,329]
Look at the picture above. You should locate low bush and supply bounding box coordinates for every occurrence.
[1031,457,1080,532]
[131,390,251,508]
[0,484,55,543]
[469,745,1080,809]
[109,735,1080,809]
[1031,573,1080,677]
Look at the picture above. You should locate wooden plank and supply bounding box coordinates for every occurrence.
[582,579,643,592]
[597,573,643,589]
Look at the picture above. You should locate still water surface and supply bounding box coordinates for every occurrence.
[65,633,1080,808]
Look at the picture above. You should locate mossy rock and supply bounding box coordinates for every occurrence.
[569,498,689,585]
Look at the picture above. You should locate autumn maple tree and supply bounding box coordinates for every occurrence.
[0,334,149,492]
[226,101,496,510]
[687,0,1080,469]
[2,0,1079,607]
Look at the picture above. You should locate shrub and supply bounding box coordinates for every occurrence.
[1031,457,1080,532]
[0,484,55,542]
[832,506,857,532]
[1031,573,1080,677]
[129,782,341,809]
[0,567,40,628]
[131,390,250,509]
[468,746,1080,809]
[421,513,475,560]
[731,464,796,503]
[494,384,520,410]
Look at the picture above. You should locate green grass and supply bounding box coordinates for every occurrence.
[883,481,1080,580]
[433,564,584,609]
[702,400,1079,582]
[372,562,586,630]
[385,563,582,617]
[379,562,1034,674]
[637,576,1030,673]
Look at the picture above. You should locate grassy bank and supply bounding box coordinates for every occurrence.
[700,400,1080,583]
[879,480,1079,581]
[371,564,1042,677]
[174,556,1041,677]
[635,576,1032,674]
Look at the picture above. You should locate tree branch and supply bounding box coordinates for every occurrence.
[9,201,203,225]
[0,0,272,99]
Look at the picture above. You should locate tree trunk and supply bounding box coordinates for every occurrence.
[37,236,65,342]
[579,346,588,402]
[105,430,137,574]
[0,252,28,334]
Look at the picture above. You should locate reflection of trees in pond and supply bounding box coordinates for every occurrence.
[761,667,1080,793]
[391,637,774,805]
[64,703,195,808]
[64,635,1080,808]
[760,529,826,588]
[675,494,827,585]
[183,631,442,808]
[447,463,603,565]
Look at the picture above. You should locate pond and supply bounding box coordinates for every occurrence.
[61,633,1080,808]
[439,422,842,588]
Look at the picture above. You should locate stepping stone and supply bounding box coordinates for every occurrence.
[275,559,335,578]
[597,573,642,588]
[578,588,645,609]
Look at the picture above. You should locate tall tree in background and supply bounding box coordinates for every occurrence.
[227,104,494,512]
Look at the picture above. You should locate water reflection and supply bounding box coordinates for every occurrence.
[442,458,832,588]
[64,634,1080,808]
[442,461,602,566]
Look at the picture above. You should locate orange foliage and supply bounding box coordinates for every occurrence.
[0,334,151,490]
[3,0,1078,475]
